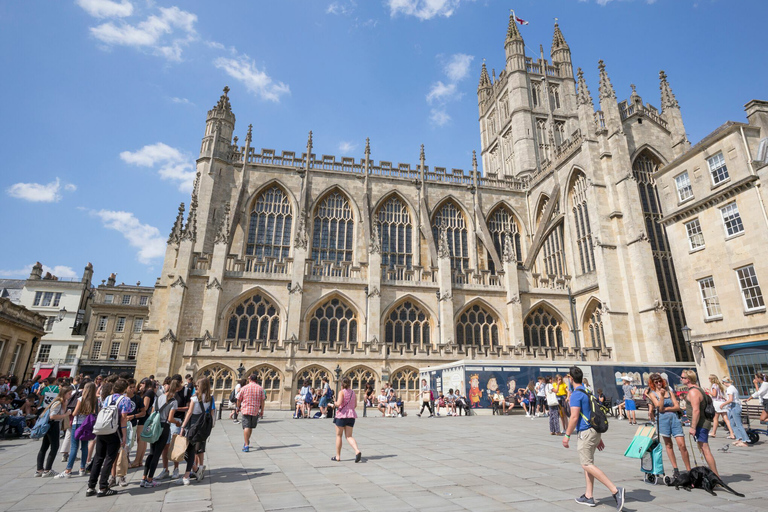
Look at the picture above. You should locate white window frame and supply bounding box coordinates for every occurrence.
[675,171,693,202]
[41,292,54,307]
[115,317,126,333]
[708,152,729,186]
[127,342,139,360]
[736,265,765,312]
[684,218,705,251]
[122,295,131,305]
[104,294,114,304]
[52,292,62,307]
[64,345,78,364]
[109,342,120,360]
[697,277,722,319]
[91,340,102,359]
[33,291,42,306]
[720,202,744,238]
[37,344,51,362]
[97,316,108,331]
[8,343,22,375]
[133,318,144,333]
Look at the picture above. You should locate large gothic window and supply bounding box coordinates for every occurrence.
[487,205,522,273]
[524,306,564,348]
[312,191,354,264]
[384,301,431,350]
[541,224,567,277]
[200,365,234,400]
[633,152,690,361]
[246,186,292,262]
[391,367,419,402]
[248,365,282,402]
[226,293,280,343]
[570,173,596,274]
[585,302,605,349]
[344,366,377,399]
[432,201,469,271]
[308,297,358,347]
[295,365,329,391]
[456,303,500,347]
[377,196,413,269]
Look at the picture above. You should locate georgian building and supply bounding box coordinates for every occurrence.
[79,274,153,378]
[0,298,45,378]
[655,100,768,394]
[137,14,694,405]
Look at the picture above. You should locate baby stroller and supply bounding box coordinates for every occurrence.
[624,415,665,484]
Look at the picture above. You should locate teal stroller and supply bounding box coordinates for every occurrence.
[624,416,665,484]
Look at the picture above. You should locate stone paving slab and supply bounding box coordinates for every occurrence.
[0,410,765,511]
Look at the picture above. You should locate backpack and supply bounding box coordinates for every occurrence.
[573,388,609,433]
[30,406,52,439]
[692,385,716,422]
[140,401,171,444]
[305,391,313,403]
[66,389,81,412]
[229,387,237,402]
[74,414,97,441]
[93,395,124,436]
[326,388,334,401]
[188,400,214,444]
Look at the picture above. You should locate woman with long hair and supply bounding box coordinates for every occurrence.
[708,375,734,439]
[35,386,72,477]
[647,373,691,478]
[300,379,312,419]
[554,374,568,432]
[179,376,215,485]
[747,373,768,423]
[56,382,97,478]
[721,377,750,447]
[131,379,157,468]
[545,377,561,435]
[332,377,362,462]
[141,379,179,488]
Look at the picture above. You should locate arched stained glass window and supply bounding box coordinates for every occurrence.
[308,297,358,347]
[384,301,430,350]
[523,306,564,348]
[226,293,280,343]
[456,303,500,347]
[377,196,413,269]
[570,174,596,274]
[487,205,522,272]
[391,367,419,402]
[343,366,376,399]
[312,191,354,264]
[200,365,235,400]
[246,186,292,261]
[432,202,469,271]
[295,366,329,390]
[585,302,605,349]
[248,365,282,402]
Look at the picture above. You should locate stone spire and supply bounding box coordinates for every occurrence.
[245,123,253,144]
[659,70,679,110]
[629,84,642,106]
[213,86,232,113]
[576,68,593,107]
[214,202,230,245]
[597,60,616,99]
[168,202,185,244]
[506,10,522,42]
[478,61,491,90]
[551,21,568,53]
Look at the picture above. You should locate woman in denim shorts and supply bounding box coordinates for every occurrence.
[647,373,691,478]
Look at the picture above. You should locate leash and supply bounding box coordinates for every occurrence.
[687,433,699,466]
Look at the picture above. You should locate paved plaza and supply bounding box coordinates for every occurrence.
[0,410,766,512]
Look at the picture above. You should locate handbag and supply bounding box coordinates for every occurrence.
[546,389,559,407]
[116,447,129,477]
[169,434,188,462]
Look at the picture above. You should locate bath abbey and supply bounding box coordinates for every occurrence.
[136,14,695,406]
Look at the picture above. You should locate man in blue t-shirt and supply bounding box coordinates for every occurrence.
[562,366,625,511]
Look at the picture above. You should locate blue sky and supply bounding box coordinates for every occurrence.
[1,0,765,284]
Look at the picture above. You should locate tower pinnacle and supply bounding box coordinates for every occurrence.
[598,60,616,99]
[659,71,679,110]
[577,68,594,107]
[551,21,568,53]
[506,10,522,41]
[478,61,491,90]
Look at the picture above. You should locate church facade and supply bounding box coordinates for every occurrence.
[136,14,693,406]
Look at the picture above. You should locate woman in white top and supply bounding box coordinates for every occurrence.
[707,375,734,439]
[141,379,179,488]
[747,373,768,423]
[721,377,750,447]
[417,379,434,417]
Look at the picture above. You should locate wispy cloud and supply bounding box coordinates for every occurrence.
[90,210,166,264]
[327,0,356,15]
[6,178,76,203]
[75,0,133,18]
[338,141,358,153]
[387,0,468,20]
[119,143,195,192]
[580,0,658,5]
[426,81,458,104]
[170,97,192,105]
[83,5,198,61]
[430,108,451,127]
[426,53,473,127]
[443,53,473,81]
[214,54,290,102]
[0,263,78,279]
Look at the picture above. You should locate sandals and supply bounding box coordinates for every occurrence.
[331,456,340,462]
[355,452,362,463]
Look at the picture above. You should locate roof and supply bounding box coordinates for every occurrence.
[658,121,757,175]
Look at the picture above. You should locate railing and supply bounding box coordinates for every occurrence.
[452,269,504,288]
[305,260,367,281]
[546,65,558,77]
[381,266,437,285]
[526,62,541,74]
[193,254,211,271]
[225,255,292,276]
[618,101,668,130]
[530,273,571,290]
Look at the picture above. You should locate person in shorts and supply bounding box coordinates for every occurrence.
[682,370,720,477]
[236,374,265,452]
[647,373,690,478]
[331,377,361,463]
[563,366,624,511]
[621,376,637,425]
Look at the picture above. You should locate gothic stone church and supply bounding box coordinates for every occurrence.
[136,15,693,406]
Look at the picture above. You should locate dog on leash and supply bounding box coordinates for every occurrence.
[664,466,745,497]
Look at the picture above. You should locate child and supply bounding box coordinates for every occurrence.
[446,389,456,416]
[436,393,446,416]
[294,390,304,419]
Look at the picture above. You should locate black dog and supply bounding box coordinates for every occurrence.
[665,466,745,497]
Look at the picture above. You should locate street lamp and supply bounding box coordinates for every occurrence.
[334,364,342,398]
[681,325,692,344]
[57,307,67,322]
[237,362,246,379]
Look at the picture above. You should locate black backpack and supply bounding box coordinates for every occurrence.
[188,400,214,444]
[229,387,237,402]
[573,388,609,433]
[692,385,716,421]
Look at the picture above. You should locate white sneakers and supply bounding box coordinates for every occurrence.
[118,476,128,487]
[181,477,191,486]
[171,468,180,480]
[54,471,71,479]
[195,465,206,481]
[156,468,169,480]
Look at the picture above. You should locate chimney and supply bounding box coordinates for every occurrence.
[82,262,93,285]
[745,100,768,135]
[29,262,43,280]
[107,273,117,287]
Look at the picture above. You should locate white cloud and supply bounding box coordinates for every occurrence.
[90,210,166,264]
[75,0,133,18]
[338,141,358,153]
[426,81,458,104]
[214,55,290,102]
[0,263,78,279]
[88,6,197,61]
[387,0,465,20]
[443,53,473,82]
[170,97,191,105]
[327,1,356,15]
[119,142,195,192]
[430,108,451,127]
[6,178,76,203]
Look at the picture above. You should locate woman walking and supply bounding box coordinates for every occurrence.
[721,377,750,447]
[179,376,215,485]
[621,376,638,425]
[35,386,72,477]
[647,373,691,478]
[554,374,568,432]
[56,382,97,478]
[300,379,312,419]
[545,377,561,435]
[331,377,361,462]
[708,375,734,439]
[417,379,434,417]
[141,379,178,488]
[131,379,156,468]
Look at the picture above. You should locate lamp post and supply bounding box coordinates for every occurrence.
[334,364,342,400]
[681,325,701,361]
[237,362,246,379]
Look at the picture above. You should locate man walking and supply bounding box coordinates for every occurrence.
[236,373,265,453]
[681,370,719,476]
[562,366,624,510]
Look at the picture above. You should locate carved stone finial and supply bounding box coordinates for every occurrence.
[160,329,178,344]
[420,144,425,162]
[598,60,616,100]
[478,62,491,90]
[659,70,679,110]
[181,193,197,242]
[551,20,568,53]
[307,130,313,152]
[576,68,594,107]
[168,202,185,244]
[365,137,370,156]
[437,227,451,259]
[223,86,230,95]
[472,150,478,170]
[246,124,253,144]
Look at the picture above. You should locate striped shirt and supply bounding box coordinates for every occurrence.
[238,383,265,416]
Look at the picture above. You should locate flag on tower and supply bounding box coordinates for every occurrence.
[512,10,529,25]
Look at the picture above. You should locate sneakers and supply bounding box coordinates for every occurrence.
[143,480,159,488]
[156,468,169,480]
[195,465,206,481]
[242,445,250,452]
[320,415,327,419]
[108,476,116,488]
[613,487,625,511]
[85,488,97,497]
[171,468,179,480]
[79,468,86,477]
[41,470,55,478]
[118,476,128,487]
[34,471,43,477]
[232,419,240,424]
[575,495,596,507]
[398,414,402,418]
[416,413,421,417]
[181,477,191,486]
[54,471,71,479]
[61,453,69,462]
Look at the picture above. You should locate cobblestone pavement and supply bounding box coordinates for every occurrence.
[0,410,766,511]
